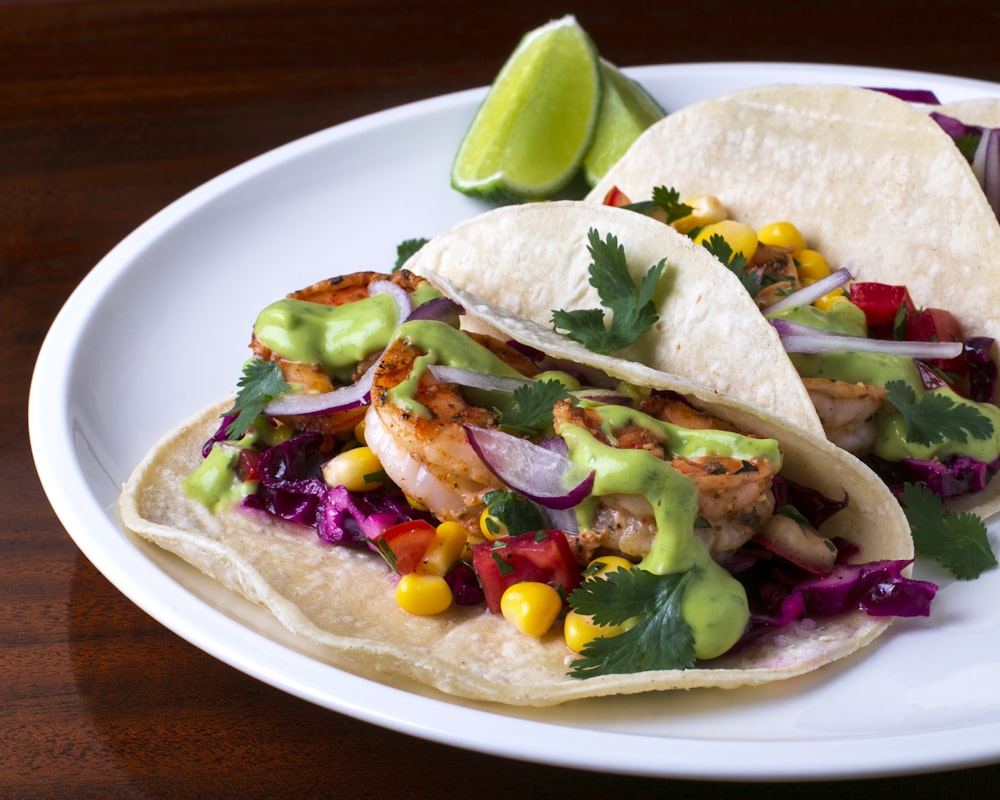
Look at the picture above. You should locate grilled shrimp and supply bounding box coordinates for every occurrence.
[251,270,427,437]
[803,377,888,455]
[553,398,776,562]
[364,329,540,534]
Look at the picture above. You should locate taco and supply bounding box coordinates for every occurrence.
[120,260,934,707]
[579,83,1000,518]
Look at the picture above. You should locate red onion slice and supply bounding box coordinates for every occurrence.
[262,360,376,416]
[772,319,964,359]
[427,364,531,394]
[764,268,853,318]
[464,425,594,510]
[369,279,412,325]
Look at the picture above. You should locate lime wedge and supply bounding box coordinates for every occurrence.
[450,16,601,202]
[582,60,666,187]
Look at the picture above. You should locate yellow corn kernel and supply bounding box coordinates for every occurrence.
[416,521,468,576]
[479,508,506,541]
[320,446,384,492]
[584,555,633,579]
[671,195,728,235]
[813,290,851,312]
[563,610,625,653]
[352,418,367,446]
[395,573,453,616]
[794,249,831,284]
[405,495,428,512]
[500,582,562,637]
[757,221,807,252]
[693,220,758,260]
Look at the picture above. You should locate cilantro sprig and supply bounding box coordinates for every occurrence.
[899,483,997,579]
[885,380,994,446]
[551,228,665,355]
[222,359,292,440]
[393,237,429,271]
[568,567,695,678]
[624,186,693,225]
[497,379,569,435]
[701,233,760,296]
[481,489,546,538]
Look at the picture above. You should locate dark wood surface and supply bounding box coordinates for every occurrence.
[6,1,1000,796]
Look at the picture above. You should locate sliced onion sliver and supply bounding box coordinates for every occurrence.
[428,364,531,394]
[369,279,412,326]
[764,268,853,318]
[464,425,594,510]
[772,319,964,359]
[263,361,376,416]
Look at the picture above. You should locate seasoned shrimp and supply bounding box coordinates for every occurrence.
[251,270,429,438]
[553,399,776,562]
[803,378,888,455]
[365,329,540,534]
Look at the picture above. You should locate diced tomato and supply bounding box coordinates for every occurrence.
[602,186,632,208]
[235,448,262,482]
[849,282,916,337]
[470,530,582,614]
[906,306,967,381]
[373,520,438,575]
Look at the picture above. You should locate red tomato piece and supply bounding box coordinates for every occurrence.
[602,186,632,207]
[906,306,967,379]
[470,530,582,614]
[374,520,437,575]
[849,282,916,337]
[235,448,261,482]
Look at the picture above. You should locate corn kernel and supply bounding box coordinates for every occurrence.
[321,446,384,492]
[500,582,562,637]
[563,610,625,653]
[395,573,453,616]
[352,419,367,446]
[416,521,468,576]
[757,221,807,252]
[671,195,727,235]
[479,508,506,541]
[693,220,758,260]
[794,249,831,284]
[584,555,633,579]
[813,290,851,312]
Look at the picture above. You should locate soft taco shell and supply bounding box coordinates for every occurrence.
[936,98,1000,127]
[120,278,914,707]
[586,83,1000,517]
[404,199,823,437]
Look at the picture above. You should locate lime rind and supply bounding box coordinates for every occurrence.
[451,15,601,203]
[582,60,667,187]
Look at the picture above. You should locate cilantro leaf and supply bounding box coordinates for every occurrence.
[568,567,695,678]
[700,233,760,296]
[223,359,292,440]
[498,380,568,434]
[885,380,994,446]
[650,185,693,224]
[899,482,997,579]
[393,237,429,271]
[551,228,664,355]
[481,489,546,538]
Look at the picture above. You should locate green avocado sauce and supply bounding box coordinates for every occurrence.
[252,283,441,383]
[772,305,1000,463]
[558,404,782,660]
[384,320,531,416]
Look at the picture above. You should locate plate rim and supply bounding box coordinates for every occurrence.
[29,60,1000,782]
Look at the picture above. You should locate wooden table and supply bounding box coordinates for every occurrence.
[6,1,1000,795]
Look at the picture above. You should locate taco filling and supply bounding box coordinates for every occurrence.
[600,185,1000,507]
[165,263,935,685]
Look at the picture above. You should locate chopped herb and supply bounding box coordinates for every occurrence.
[223,359,292,440]
[393,237,429,271]
[701,233,760,296]
[899,482,997,579]
[568,567,695,678]
[491,550,518,576]
[498,379,568,434]
[551,228,664,354]
[650,186,693,224]
[482,489,546,537]
[885,380,994,446]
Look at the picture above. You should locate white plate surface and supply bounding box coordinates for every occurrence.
[29,62,1000,781]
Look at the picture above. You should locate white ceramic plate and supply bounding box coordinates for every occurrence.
[30,62,1000,781]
